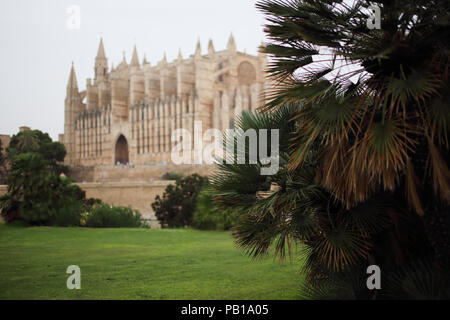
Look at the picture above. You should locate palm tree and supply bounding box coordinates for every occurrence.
[211,106,433,299]
[213,106,450,299]
[16,130,39,153]
[210,0,449,298]
[257,0,450,269]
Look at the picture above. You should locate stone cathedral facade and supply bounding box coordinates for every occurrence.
[61,36,268,167]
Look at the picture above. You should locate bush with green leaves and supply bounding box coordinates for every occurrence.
[0,130,144,228]
[0,153,83,226]
[83,197,103,208]
[192,188,237,230]
[152,174,208,227]
[83,203,142,228]
[161,172,184,181]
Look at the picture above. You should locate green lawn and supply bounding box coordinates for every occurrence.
[0,224,304,299]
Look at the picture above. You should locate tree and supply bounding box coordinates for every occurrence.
[152,174,208,227]
[7,129,68,174]
[257,0,450,267]
[14,130,39,153]
[0,153,83,225]
[211,103,449,299]
[0,139,7,184]
[247,0,449,295]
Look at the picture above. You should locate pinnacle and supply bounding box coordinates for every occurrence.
[208,39,215,54]
[96,38,106,59]
[227,32,236,52]
[67,62,78,89]
[130,45,140,67]
[195,38,201,56]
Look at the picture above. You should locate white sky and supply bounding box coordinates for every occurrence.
[0,0,265,141]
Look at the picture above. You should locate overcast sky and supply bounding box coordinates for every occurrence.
[0,0,265,141]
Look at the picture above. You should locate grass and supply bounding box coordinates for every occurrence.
[0,224,304,299]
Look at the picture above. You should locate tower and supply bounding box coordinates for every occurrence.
[64,62,80,164]
[95,38,108,82]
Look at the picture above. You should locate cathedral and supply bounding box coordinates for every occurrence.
[61,35,268,167]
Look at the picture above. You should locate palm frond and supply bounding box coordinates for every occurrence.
[384,259,450,299]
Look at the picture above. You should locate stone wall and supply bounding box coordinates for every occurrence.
[76,181,172,228]
[0,181,172,228]
[69,163,216,182]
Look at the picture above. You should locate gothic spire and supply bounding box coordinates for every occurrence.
[227,32,237,53]
[95,38,108,79]
[96,38,106,59]
[130,45,140,67]
[178,48,183,62]
[67,62,78,89]
[195,38,202,57]
[208,39,215,56]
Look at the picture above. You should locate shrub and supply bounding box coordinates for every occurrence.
[192,188,237,230]
[161,172,184,181]
[152,174,208,227]
[84,203,142,228]
[6,220,30,228]
[51,201,83,227]
[85,198,102,206]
